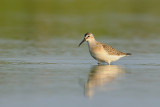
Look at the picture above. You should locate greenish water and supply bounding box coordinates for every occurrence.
[1,0,160,107]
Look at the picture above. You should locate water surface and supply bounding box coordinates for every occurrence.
[0,38,160,107]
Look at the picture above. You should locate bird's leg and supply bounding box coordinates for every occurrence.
[98,61,101,65]
[108,61,111,65]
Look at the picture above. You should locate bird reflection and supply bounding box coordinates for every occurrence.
[85,65,125,98]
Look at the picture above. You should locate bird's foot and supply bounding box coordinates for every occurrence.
[98,62,101,65]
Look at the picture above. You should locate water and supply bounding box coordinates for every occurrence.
[0,38,160,107]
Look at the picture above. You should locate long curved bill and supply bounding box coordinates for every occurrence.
[78,38,86,47]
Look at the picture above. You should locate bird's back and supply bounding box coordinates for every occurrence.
[100,42,128,56]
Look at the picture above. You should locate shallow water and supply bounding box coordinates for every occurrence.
[0,38,160,107]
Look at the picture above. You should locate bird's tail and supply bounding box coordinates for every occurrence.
[126,53,131,56]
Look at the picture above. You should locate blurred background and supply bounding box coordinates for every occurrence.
[0,0,160,40]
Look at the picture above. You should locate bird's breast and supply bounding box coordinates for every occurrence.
[88,45,108,61]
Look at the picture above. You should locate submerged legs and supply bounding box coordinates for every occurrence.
[98,61,102,65]
[97,61,111,65]
[108,62,111,65]
[98,62,101,65]
[107,60,111,65]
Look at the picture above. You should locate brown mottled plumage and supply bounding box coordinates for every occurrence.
[101,43,127,56]
[79,33,131,65]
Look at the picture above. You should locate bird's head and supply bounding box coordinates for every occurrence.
[78,32,95,47]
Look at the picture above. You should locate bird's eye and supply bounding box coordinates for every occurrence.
[88,36,90,37]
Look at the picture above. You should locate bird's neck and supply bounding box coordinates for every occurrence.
[87,39,97,47]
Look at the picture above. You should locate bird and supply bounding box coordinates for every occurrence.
[78,32,131,65]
